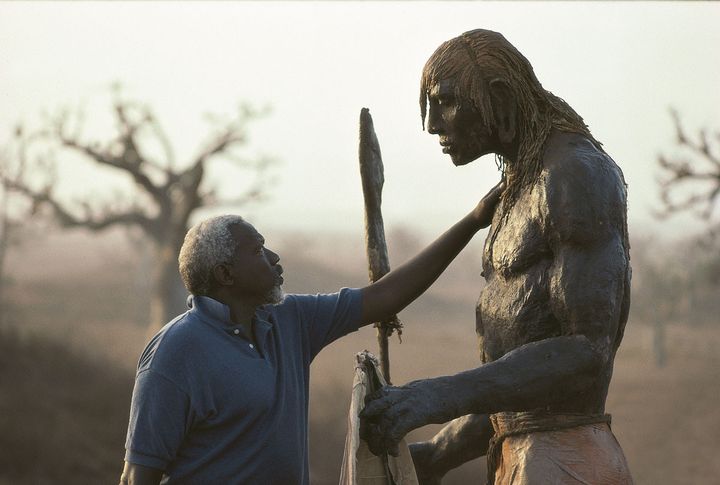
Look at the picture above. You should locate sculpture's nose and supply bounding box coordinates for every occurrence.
[427,106,443,135]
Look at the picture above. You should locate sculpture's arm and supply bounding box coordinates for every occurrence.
[361,333,605,455]
[409,414,493,485]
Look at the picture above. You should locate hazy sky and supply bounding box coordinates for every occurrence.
[1,1,718,239]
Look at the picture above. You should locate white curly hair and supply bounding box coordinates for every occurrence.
[178,214,246,296]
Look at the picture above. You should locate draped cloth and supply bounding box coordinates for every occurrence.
[487,411,634,485]
[339,351,419,485]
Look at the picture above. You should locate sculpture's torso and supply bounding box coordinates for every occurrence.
[476,132,631,413]
[478,181,555,362]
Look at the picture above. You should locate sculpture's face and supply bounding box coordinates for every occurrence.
[426,79,497,166]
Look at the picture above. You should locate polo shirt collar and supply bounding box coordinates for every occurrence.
[188,295,274,336]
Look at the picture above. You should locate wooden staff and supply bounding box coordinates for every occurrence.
[358,108,401,384]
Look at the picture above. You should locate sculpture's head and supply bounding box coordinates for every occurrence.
[420,29,537,166]
[420,29,597,199]
[422,74,501,167]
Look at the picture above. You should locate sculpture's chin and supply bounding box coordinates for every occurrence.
[450,152,479,167]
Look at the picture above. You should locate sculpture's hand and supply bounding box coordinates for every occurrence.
[360,385,425,457]
[360,380,454,457]
[473,180,505,229]
[409,441,444,485]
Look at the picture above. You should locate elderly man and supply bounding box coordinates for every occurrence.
[361,29,633,484]
[119,182,502,485]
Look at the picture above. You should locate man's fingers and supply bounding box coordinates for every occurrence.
[485,180,506,203]
[474,179,506,228]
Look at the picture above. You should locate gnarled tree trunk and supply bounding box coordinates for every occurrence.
[148,240,188,335]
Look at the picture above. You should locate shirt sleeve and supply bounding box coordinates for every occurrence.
[124,369,193,470]
[292,287,363,360]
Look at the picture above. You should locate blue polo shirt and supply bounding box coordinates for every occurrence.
[124,288,363,484]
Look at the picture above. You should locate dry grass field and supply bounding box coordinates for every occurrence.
[2,229,718,484]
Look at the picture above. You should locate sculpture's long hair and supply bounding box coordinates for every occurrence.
[420,29,603,206]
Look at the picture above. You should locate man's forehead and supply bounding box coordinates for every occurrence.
[230,222,264,245]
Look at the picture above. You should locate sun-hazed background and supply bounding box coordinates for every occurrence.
[2,1,719,236]
[1,2,719,484]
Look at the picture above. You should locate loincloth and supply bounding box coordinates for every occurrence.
[486,411,633,485]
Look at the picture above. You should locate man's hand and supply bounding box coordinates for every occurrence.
[359,179,505,327]
[120,462,163,485]
[473,180,505,229]
[360,380,455,457]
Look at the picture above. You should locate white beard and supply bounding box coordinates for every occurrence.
[264,285,285,305]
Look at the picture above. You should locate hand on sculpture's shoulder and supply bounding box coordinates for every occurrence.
[473,180,505,229]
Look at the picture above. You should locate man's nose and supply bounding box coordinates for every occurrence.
[266,248,280,265]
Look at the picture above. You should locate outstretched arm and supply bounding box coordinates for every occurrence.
[359,181,503,327]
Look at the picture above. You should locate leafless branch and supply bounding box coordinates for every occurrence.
[51,113,165,203]
[3,175,155,233]
[192,126,247,171]
[146,110,176,170]
[657,109,720,222]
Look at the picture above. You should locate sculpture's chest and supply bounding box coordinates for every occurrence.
[482,186,551,279]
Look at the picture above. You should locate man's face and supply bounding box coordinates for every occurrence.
[426,79,498,166]
[227,222,284,304]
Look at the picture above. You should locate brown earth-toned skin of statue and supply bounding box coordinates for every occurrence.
[360,39,631,484]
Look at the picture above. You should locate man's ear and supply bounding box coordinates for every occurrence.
[489,78,517,145]
[212,263,234,287]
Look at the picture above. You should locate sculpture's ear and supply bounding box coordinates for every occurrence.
[489,78,517,145]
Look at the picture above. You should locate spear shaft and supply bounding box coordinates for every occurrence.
[358,108,400,384]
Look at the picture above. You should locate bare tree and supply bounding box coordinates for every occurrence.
[651,110,720,347]
[657,109,720,225]
[657,110,720,284]
[2,92,275,332]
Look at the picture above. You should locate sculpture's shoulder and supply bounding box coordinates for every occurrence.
[541,131,627,245]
